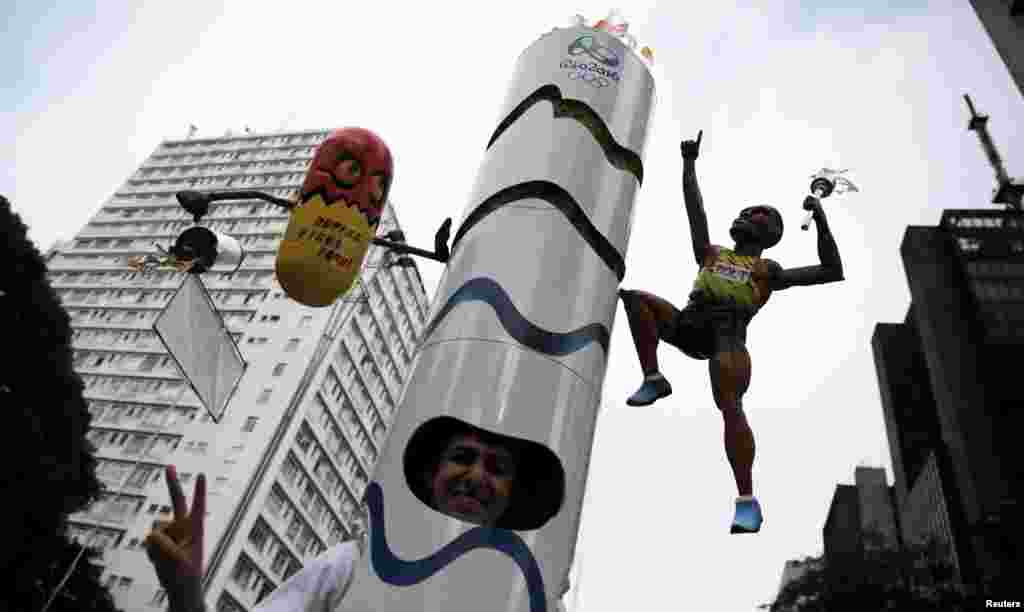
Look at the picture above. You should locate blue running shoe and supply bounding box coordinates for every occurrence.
[730,497,764,534]
[626,374,672,406]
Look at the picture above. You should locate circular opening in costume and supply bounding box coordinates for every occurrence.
[403,416,565,531]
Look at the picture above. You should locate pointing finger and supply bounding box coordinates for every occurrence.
[190,474,207,566]
[166,465,187,520]
[696,130,703,146]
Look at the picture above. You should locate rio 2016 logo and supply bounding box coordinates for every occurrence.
[562,35,622,88]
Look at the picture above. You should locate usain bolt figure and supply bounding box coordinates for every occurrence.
[618,130,845,533]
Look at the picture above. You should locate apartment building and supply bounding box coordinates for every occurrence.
[49,129,431,610]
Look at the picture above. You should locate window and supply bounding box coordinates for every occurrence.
[231,556,255,588]
[281,456,300,486]
[271,549,290,575]
[248,519,270,553]
[256,388,273,404]
[256,581,275,604]
[284,338,300,352]
[265,487,285,517]
[285,516,302,542]
[299,315,312,328]
[269,314,280,322]
[243,416,259,432]
[272,363,287,377]
[295,427,313,454]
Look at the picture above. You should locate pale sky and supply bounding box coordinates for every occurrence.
[7,1,1024,610]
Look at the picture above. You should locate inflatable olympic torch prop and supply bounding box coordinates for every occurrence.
[339,16,654,612]
[128,128,452,307]
[801,168,858,231]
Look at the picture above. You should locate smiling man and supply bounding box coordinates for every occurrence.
[146,417,564,612]
[426,431,517,525]
[404,415,563,531]
[618,130,845,534]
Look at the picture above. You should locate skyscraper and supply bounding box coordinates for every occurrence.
[823,467,900,558]
[822,467,900,591]
[872,307,963,581]
[873,206,1023,586]
[968,0,1024,99]
[49,129,430,611]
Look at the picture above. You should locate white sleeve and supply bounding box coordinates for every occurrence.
[253,542,359,612]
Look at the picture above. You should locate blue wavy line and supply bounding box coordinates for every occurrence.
[420,277,609,356]
[366,481,548,612]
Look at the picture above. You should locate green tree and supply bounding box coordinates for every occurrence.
[761,535,975,611]
[0,195,118,611]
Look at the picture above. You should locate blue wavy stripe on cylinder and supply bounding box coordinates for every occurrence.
[366,482,548,612]
[421,277,610,356]
[450,181,625,281]
[487,84,644,185]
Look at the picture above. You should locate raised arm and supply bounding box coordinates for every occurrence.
[681,131,712,266]
[768,196,845,289]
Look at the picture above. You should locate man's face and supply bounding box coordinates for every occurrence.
[730,206,779,246]
[428,434,516,526]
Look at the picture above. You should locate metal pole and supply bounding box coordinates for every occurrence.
[369,238,448,263]
[40,542,87,612]
[964,94,1011,186]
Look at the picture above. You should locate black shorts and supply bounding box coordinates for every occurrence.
[658,293,752,360]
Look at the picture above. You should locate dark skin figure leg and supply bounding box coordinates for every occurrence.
[619,289,677,376]
[621,289,757,497]
[709,347,754,497]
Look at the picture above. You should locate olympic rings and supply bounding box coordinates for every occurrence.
[567,70,610,88]
[567,35,620,68]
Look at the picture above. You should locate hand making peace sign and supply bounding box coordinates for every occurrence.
[144,466,207,612]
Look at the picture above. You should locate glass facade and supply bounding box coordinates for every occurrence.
[942,209,1024,343]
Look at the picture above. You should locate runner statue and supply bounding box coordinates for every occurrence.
[617,130,845,534]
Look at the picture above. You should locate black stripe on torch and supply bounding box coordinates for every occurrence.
[487,84,644,185]
[450,181,626,281]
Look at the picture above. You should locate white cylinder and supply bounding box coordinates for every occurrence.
[342,25,655,612]
[210,230,246,273]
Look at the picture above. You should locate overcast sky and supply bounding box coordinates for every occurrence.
[6,1,1024,610]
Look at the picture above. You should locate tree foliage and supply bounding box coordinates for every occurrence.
[0,195,118,611]
[760,535,978,611]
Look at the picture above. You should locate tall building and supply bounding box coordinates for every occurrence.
[872,308,963,581]
[49,129,431,611]
[823,467,899,557]
[968,0,1024,99]
[873,207,1023,586]
[822,467,899,590]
